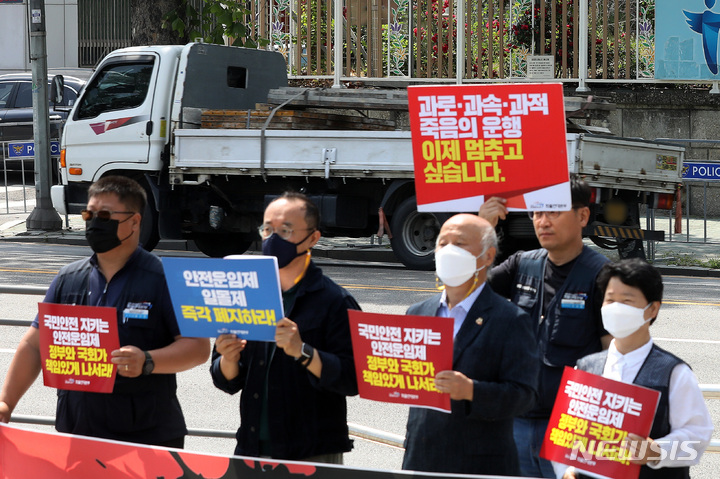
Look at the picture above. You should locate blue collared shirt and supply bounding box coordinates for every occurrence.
[435,283,485,338]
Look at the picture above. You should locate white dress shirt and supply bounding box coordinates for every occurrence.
[602,338,713,470]
[435,283,485,339]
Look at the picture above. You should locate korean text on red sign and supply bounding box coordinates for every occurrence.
[349,310,453,412]
[408,83,569,211]
[540,366,660,479]
[38,303,120,393]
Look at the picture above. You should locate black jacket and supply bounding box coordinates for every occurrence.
[210,260,360,460]
[401,284,539,475]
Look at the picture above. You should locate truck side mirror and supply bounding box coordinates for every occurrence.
[50,75,65,106]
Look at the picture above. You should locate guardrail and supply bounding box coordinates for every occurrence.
[8,413,406,449]
[0,284,716,453]
[0,125,62,215]
[0,140,32,215]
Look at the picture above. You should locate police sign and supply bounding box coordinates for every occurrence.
[682,162,720,181]
[7,141,60,158]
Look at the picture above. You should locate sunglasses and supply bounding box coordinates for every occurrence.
[81,209,135,221]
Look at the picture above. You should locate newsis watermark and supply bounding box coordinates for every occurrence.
[566,439,700,465]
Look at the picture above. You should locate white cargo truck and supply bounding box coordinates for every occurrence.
[52,42,685,269]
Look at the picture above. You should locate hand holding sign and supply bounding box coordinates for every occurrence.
[434,370,473,401]
[625,432,663,466]
[275,317,303,359]
[111,345,145,378]
[477,196,508,227]
[0,401,10,424]
[540,367,661,479]
[215,334,247,381]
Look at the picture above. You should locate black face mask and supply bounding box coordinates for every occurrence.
[85,217,132,254]
[262,231,314,268]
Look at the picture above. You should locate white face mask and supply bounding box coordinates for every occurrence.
[435,243,485,287]
[601,302,652,339]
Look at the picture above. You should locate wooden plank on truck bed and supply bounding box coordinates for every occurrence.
[266,87,410,110]
[201,109,397,130]
[266,87,617,120]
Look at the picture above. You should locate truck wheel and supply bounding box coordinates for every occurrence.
[390,196,444,271]
[193,233,254,258]
[618,238,646,260]
[138,181,160,251]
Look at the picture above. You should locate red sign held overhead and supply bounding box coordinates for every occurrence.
[408,83,570,212]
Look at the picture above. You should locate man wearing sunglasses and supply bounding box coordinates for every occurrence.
[478,174,611,478]
[211,192,360,463]
[0,175,210,448]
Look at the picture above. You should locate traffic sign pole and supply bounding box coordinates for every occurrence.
[26,0,62,231]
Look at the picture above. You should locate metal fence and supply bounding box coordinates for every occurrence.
[0,140,34,216]
[77,0,658,83]
[0,121,62,216]
[648,139,720,255]
[77,0,132,68]
[269,0,654,83]
[0,284,718,454]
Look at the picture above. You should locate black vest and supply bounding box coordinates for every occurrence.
[576,344,690,479]
[513,246,608,414]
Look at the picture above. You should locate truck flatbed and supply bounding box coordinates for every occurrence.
[171,130,684,196]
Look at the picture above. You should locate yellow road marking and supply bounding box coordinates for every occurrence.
[339,284,438,293]
[663,300,720,307]
[0,268,56,275]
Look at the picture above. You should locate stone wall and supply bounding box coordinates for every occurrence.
[590,87,720,216]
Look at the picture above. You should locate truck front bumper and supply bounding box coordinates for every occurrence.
[50,183,91,216]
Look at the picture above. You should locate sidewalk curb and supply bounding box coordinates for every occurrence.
[0,230,401,263]
[653,265,720,278]
[1,225,718,276]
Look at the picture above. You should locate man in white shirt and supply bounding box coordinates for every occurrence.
[560,258,713,479]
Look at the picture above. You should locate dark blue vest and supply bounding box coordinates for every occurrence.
[577,345,690,479]
[513,246,609,415]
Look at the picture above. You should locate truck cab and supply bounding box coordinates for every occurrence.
[53,42,288,250]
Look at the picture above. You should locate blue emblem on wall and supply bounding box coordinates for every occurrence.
[684,0,720,74]
[656,0,720,79]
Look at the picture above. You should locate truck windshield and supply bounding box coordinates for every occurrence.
[77,61,154,119]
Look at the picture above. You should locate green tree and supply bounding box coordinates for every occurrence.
[132,0,188,45]
[162,0,268,48]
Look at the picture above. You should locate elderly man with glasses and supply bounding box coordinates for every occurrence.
[0,175,210,448]
[211,191,360,463]
[478,174,612,478]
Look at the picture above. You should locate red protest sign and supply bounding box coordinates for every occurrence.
[408,83,570,212]
[38,303,120,393]
[348,310,453,412]
[540,367,661,479]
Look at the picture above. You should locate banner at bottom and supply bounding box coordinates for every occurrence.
[0,422,516,479]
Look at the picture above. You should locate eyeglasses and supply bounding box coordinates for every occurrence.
[527,207,583,221]
[81,209,135,222]
[258,225,314,241]
[527,211,562,221]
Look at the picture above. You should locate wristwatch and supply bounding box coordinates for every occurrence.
[142,350,155,376]
[298,343,314,367]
